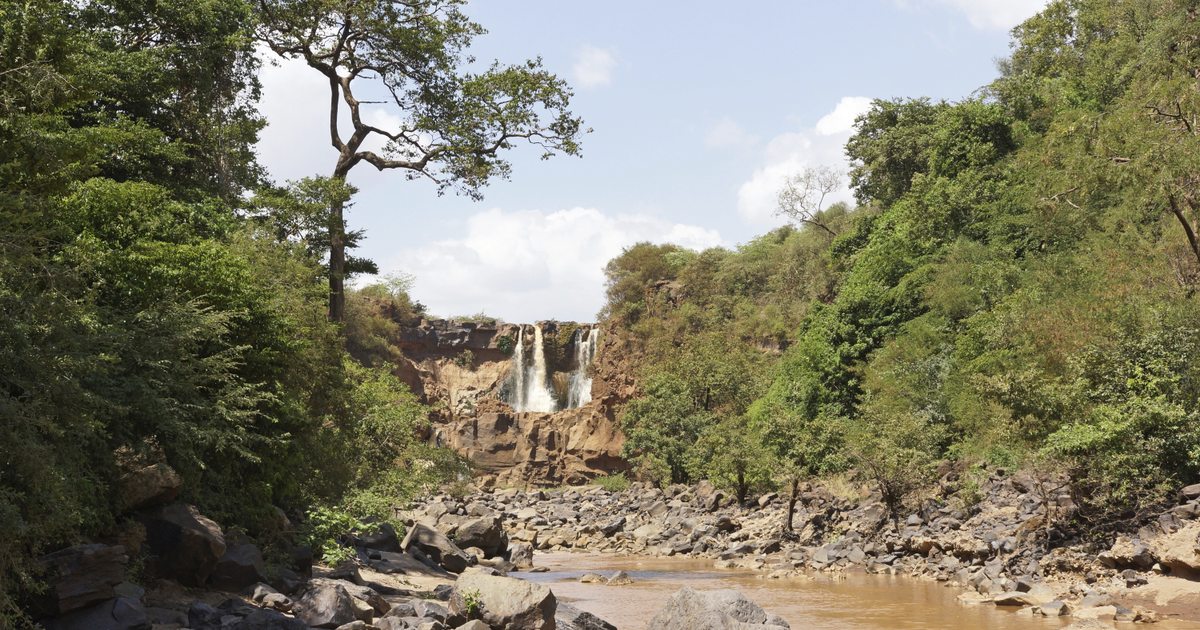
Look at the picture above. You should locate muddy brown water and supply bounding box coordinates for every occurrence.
[515,553,1200,630]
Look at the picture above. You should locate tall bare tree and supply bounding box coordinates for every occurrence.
[254,0,586,320]
[774,165,845,237]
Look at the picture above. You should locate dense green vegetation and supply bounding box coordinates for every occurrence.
[0,0,531,624]
[608,0,1200,530]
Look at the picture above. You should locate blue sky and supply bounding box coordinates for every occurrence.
[255,0,1048,323]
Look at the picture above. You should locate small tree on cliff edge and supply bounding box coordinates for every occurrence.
[254,0,586,321]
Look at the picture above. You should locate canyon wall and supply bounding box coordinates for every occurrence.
[389,319,634,487]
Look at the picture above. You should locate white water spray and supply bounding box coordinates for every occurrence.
[508,325,558,413]
[566,328,597,408]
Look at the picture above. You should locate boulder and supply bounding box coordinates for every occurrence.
[293,581,358,629]
[308,578,391,616]
[208,537,269,592]
[1063,621,1117,629]
[138,504,226,587]
[646,587,789,630]
[402,523,472,573]
[357,522,401,553]
[579,573,606,583]
[508,542,534,569]
[35,544,128,615]
[606,570,633,586]
[554,601,617,630]
[188,599,308,630]
[448,570,556,630]
[117,463,183,512]
[454,516,508,557]
[41,597,149,630]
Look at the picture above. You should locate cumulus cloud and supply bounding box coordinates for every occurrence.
[894,0,1048,30]
[735,97,872,224]
[704,117,760,152]
[376,208,723,323]
[572,45,617,89]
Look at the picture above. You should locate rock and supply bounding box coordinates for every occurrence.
[606,570,633,586]
[309,578,391,616]
[402,523,472,573]
[1080,594,1115,608]
[138,504,226,587]
[554,601,617,630]
[508,542,534,569]
[357,522,401,553]
[646,587,789,630]
[117,463,183,512]
[579,573,606,583]
[454,516,508,557]
[187,599,307,630]
[992,592,1040,607]
[42,597,150,630]
[145,607,188,625]
[456,621,491,630]
[599,517,626,537]
[1039,601,1069,616]
[334,622,368,630]
[1063,621,1117,630]
[35,544,128,615]
[448,570,556,630]
[209,537,269,592]
[1182,483,1200,500]
[293,580,358,629]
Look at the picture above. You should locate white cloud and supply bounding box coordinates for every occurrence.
[704,117,760,152]
[377,208,723,323]
[893,0,1047,30]
[735,97,870,224]
[815,96,873,136]
[572,45,617,89]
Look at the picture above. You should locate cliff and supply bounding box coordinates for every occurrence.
[387,319,633,487]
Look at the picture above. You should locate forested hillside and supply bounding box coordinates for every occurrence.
[608,0,1200,529]
[0,0,561,623]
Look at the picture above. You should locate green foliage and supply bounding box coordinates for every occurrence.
[594,472,630,493]
[463,588,482,617]
[300,507,363,566]
[496,333,515,355]
[455,350,476,370]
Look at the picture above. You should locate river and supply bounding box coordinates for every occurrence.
[515,553,1200,629]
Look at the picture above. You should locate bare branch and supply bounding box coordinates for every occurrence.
[774,166,845,237]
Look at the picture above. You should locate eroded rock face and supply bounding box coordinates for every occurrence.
[449,570,556,630]
[379,319,633,487]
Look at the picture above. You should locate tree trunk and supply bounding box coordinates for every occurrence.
[328,191,346,322]
[785,478,800,532]
[736,471,746,505]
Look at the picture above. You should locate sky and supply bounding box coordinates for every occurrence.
[254,0,1050,324]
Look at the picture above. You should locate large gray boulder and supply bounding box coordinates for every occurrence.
[646,587,790,630]
[448,570,556,630]
[139,504,226,587]
[555,601,617,630]
[508,542,534,569]
[40,597,149,630]
[292,580,357,629]
[355,522,401,553]
[401,522,471,573]
[208,536,268,592]
[36,544,128,615]
[454,516,508,557]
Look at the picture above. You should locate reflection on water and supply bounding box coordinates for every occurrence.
[515,553,1198,630]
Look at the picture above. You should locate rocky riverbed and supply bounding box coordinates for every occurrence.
[28,462,1200,629]
[401,467,1200,626]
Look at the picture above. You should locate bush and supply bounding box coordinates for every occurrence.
[594,472,630,492]
[496,333,515,355]
[454,349,476,370]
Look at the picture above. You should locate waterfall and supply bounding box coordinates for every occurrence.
[504,323,598,413]
[508,325,558,413]
[566,328,598,408]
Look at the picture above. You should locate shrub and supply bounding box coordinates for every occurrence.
[454,349,476,370]
[594,472,630,492]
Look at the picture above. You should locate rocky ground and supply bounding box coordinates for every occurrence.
[31,461,1200,630]
[402,467,1200,627]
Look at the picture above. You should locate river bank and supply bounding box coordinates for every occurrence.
[404,467,1200,626]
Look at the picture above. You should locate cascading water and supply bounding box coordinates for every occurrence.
[505,323,599,413]
[566,328,597,408]
[508,325,559,413]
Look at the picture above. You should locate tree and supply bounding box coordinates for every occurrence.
[253,0,586,321]
[774,166,845,237]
